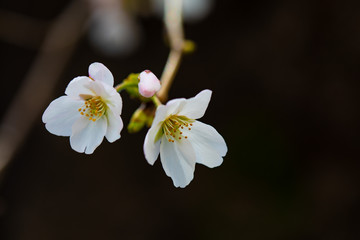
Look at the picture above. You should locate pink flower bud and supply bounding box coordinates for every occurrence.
[138,70,161,98]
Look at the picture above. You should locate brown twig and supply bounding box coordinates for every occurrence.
[156,0,185,103]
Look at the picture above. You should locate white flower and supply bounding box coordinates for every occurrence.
[138,70,161,98]
[42,62,123,154]
[144,89,227,188]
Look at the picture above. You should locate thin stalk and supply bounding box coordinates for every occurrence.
[115,82,138,92]
[156,0,185,103]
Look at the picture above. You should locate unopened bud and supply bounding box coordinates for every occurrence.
[138,70,161,98]
[127,104,154,133]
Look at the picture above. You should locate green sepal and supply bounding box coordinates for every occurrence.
[154,125,164,143]
[127,104,155,133]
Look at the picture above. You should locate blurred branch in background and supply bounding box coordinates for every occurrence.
[0,0,89,181]
[157,0,184,103]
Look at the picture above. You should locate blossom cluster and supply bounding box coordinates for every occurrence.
[43,63,227,188]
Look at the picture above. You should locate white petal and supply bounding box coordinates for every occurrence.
[165,97,186,116]
[104,87,122,115]
[65,76,95,99]
[70,116,107,154]
[189,128,223,168]
[42,96,83,136]
[88,62,114,86]
[151,105,166,126]
[143,124,161,165]
[160,137,196,188]
[105,108,123,143]
[191,121,227,159]
[143,105,167,165]
[178,89,212,119]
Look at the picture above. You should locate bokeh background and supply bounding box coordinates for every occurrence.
[1,0,360,239]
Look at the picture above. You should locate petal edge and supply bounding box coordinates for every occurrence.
[89,62,114,86]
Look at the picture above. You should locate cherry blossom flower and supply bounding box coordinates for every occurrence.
[42,62,123,154]
[138,70,161,98]
[144,89,227,187]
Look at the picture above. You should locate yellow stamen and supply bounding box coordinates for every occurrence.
[159,115,194,143]
[78,96,106,122]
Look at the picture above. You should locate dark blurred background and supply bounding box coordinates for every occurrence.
[0,0,360,239]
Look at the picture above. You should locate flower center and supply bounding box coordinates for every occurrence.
[161,115,194,143]
[78,96,106,122]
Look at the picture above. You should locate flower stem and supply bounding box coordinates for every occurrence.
[151,95,162,107]
[115,82,137,92]
[156,0,184,103]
